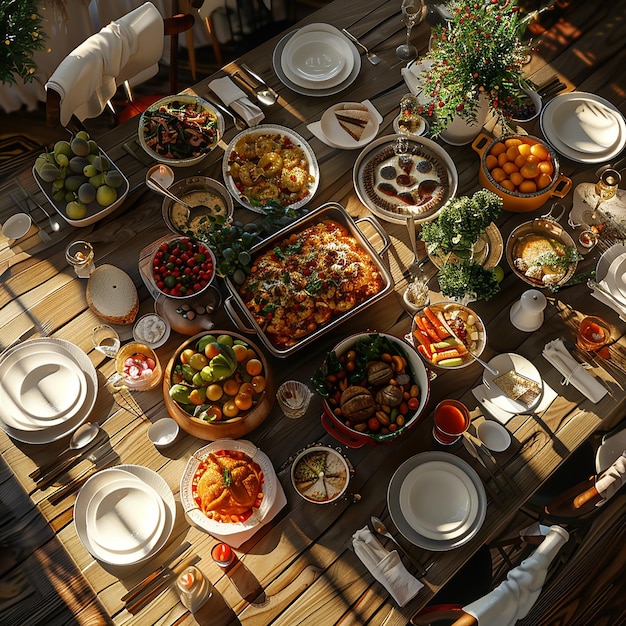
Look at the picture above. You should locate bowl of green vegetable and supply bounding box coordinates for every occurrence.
[138,95,225,167]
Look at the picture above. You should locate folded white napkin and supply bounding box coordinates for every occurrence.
[307,100,382,148]
[209,77,264,126]
[400,60,433,100]
[352,527,422,607]
[590,267,626,321]
[542,338,608,403]
[595,452,626,505]
[472,380,557,425]
[45,2,163,126]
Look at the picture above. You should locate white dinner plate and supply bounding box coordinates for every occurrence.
[596,427,626,474]
[281,28,353,89]
[606,253,626,301]
[540,92,626,163]
[75,465,175,566]
[0,350,86,427]
[86,476,165,557]
[181,439,277,537]
[398,460,480,541]
[0,338,97,444]
[319,101,381,150]
[482,353,544,414]
[273,26,361,97]
[388,451,487,551]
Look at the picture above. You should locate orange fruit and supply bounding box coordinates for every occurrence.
[204,342,221,359]
[506,145,520,161]
[489,141,506,156]
[189,388,207,405]
[202,405,222,421]
[222,400,239,418]
[206,383,223,402]
[504,137,523,147]
[239,382,256,397]
[491,167,507,183]
[499,179,516,192]
[520,160,540,179]
[502,161,519,175]
[180,348,195,365]
[510,171,524,187]
[519,179,538,194]
[537,173,552,190]
[232,343,249,362]
[530,143,550,160]
[222,378,240,396]
[234,392,253,411]
[251,375,266,393]
[245,358,263,376]
[517,143,532,156]
[485,154,498,170]
[538,160,554,176]
[514,154,527,169]
[497,152,510,167]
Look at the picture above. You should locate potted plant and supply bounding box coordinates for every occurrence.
[420,0,534,139]
[0,0,46,85]
[420,189,503,301]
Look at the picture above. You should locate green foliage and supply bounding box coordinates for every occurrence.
[421,0,533,135]
[0,0,46,85]
[437,260,501,302]
[420,189,503,254]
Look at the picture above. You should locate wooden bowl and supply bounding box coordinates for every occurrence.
[163,331,273,440]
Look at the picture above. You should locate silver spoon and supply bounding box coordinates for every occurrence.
[17,183,62,233]
[469,351,499,376]
[233,71,277,106]
[29,422,102,483]
[146,176,209,221]
[370,515,431,577]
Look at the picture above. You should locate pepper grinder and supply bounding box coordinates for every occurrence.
[510,289,547,331]
[176,565,212,613]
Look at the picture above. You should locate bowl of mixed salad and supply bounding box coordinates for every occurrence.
[138,95,225,167]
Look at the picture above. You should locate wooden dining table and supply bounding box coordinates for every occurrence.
[1,1,625,624]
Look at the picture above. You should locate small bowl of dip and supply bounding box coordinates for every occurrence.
[162,176,233,238]
[133,313,170,348]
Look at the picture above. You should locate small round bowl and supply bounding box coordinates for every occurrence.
[2,213,32,239]
[291,446,350,504]
[138,94,225,167]
[161,176,234,238]
[133,313,170,349]
[115,342,163,391]
[477,420,511,452]
[410,302,486,370]
[150,236,216,300]
[148,418,180,449]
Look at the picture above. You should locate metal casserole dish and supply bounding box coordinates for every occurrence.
[223,202,393,358]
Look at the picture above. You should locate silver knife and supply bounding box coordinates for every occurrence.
[241,64,279,98]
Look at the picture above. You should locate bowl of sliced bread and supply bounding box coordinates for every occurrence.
[320,102,380,149]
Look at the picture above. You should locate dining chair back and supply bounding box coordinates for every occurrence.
[45,2,194,128]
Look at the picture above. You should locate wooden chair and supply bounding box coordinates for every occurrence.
[45,10,195,128]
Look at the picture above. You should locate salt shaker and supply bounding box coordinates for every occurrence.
[510,289,547,331]
[176,565,211,613]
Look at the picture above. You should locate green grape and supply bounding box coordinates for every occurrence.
[55,153,69,167]
[83,164,97,178]
[40,162,60,183]
[96,185,117,206]
[75,130,90,141]
[70,137,89,157]
[66,201,88,220]
[53,140,71,157]
[93,155,110,172]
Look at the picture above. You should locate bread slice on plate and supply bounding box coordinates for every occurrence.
[87,264,139,325]
[334,104,371,141]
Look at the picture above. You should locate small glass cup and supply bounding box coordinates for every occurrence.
[92,324,121,358]
[115,341,163,391]
[65,240,95,278]
[433,399,470,445]
[277,380,313,419]
[576,316,611,352]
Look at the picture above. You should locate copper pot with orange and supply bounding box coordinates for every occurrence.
[472,133,571,212]
[312,332,430,448]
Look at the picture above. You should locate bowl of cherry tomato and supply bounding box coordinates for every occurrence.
[150,236,216,300]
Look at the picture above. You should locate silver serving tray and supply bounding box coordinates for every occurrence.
[223,202,393,358]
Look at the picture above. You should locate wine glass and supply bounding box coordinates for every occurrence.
[396,0,427,62]
[582,168,621,227]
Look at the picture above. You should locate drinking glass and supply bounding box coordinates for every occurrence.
[92,324,121,358]
[277,380,313,419]
[582,168,622,227]
[433,399,470,445]
[65,240,95,278]
[396,0,427,62]
[576,316,611,352]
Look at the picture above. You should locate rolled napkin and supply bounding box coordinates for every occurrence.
[351,526,422,607]
[595,451,626,505]
[209,77,264,126]
[45,2,163,126]
[542,338,608,403]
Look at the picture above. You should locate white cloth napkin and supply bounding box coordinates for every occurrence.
[400,59,433,100]
[595,452,626,505]
[209,77,265,126]
[307,100,382,148]
[351,527,423,607]
[472,381,557,425]
[590,253,626,320]
[542,338,608,403]
[45,2,163,126]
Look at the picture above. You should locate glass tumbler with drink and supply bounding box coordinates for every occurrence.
[433,399,470,445]
[577,316,611,352]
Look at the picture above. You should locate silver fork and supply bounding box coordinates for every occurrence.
[341,29,382,65]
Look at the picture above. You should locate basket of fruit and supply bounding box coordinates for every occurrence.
[312,332,430,448]
[163,331,273,440]
[32,131,129,226]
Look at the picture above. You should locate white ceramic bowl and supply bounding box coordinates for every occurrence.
[2,213,32,239]
[477,420,511,452]
[148,418,180,449]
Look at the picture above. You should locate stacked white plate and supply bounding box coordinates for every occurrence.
[540,92,626,163]
[273,23,361,96]
[593,242,626,313]
[388,452,487,550]
[0,338,98,444]
[75,465,176,566]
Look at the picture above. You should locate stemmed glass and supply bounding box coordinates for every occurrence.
[396,0,427,62]
[582,168,621,227]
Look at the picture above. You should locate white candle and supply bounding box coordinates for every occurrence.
[147,164,175,188]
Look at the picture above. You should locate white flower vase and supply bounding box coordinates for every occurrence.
[439,93,490,146]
